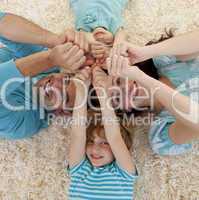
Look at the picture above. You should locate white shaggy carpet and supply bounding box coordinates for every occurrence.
[1,0,199,199]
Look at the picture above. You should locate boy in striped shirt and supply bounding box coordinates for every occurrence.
[67,66,137,200]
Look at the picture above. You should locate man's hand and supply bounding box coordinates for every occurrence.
[49,42,86,71]
[59,29,89,52]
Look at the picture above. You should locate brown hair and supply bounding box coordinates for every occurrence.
[136,29,175,80]
[146,28,174,45]
[86,112,132,150]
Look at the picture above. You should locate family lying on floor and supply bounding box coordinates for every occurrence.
[0,0,199,199]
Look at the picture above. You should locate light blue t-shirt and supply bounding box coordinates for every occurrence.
[70,0,128,34]
[0,11,59,139]
[149,56,199,155]
[67,157,137,200]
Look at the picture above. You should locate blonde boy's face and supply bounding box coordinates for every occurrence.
[86,129,114,167]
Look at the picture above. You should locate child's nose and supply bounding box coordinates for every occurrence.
[92,144,101,153]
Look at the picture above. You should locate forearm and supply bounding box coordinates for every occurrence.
[71,93,87,134]
[69,91,87,167]
[0,13,60,48]
[147,30,199,58]
[114,28,129,46]
[15,50,55,77]
[100,97,135,173]
[100,98,122,141]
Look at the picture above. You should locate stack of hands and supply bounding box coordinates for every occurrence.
[47,28,149,95]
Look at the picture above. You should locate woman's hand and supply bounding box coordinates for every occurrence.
[107,54,140,79]
[49,42,86,71]
[111,42,152,65]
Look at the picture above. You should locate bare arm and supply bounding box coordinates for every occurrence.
[112,30,199,64]
[69,68,91,168]
[15,50,53,77]
[101,99,135,174]
[16,43,86,77]
[148,30,199,58]
[108,56,199,144]
[0,13,62,48]
[136,71,199,144]
[93,67,136,174]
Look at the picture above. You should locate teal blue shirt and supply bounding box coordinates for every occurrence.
[70,0,128,34]
[67,157,137,200]
[0,11,59,139]
[149,56,199,155]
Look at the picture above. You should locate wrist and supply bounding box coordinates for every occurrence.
[46,49,56,67]
[76,84,89,98]
[114,29,127,45]
[125,65,146,82]
[145,44,161,58]
[99,95,112,110]
[131,67,156,89]
[45,32,63,48]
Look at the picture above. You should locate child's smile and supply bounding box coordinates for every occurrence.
[86,130,114,167]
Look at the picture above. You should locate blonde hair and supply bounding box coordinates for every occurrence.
[86,112,132,150]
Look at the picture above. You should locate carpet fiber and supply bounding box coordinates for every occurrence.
[0,0,199,199]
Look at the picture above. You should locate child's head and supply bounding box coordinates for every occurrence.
[86,115,132,167]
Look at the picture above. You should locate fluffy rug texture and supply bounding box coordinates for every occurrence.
[0,0,199,199]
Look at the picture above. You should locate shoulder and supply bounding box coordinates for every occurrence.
[153,55,178,70]
[0,11,6,20]
[67,157,92,177]
[111,161,138,182]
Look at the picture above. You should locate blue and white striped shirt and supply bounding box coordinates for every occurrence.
[67,157,137,200]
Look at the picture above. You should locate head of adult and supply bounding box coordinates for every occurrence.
[33,40,95,117]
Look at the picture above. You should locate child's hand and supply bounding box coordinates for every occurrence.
[92,67,113,97]
[91,42,107,59]
[74,67,91,91]
[86,32,108,59]
[113,29,128,47]
[92,27,113,59]
[111,42,151,65]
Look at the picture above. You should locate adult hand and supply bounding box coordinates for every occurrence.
[110,42,152,65]
[49,42,86,71]
[107,54,140,79]
[59,29,89,52]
